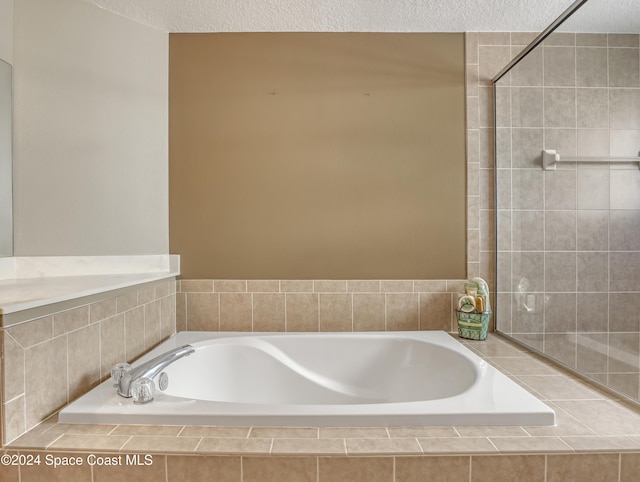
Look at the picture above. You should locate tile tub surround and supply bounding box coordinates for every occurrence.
[176,279,468,334]
[1,279,177,445]
[6,335,640,482]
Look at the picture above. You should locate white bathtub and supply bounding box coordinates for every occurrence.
[59,331,555,426]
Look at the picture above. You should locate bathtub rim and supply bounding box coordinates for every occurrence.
[58,330,556,427]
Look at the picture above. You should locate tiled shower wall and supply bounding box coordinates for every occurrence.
[1,280,176,443]
[494,32,640,400]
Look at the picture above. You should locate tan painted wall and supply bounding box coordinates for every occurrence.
[170,33,466,279]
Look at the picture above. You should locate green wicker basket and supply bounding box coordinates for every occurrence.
[456,310,491,341]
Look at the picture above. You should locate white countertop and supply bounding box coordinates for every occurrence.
[0,255,179,316]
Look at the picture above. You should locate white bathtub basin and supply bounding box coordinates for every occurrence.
[59,331,555,426]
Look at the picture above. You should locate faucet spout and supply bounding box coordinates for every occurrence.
[118,344,195,398]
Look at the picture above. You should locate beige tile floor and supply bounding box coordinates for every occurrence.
[8,333,640,456]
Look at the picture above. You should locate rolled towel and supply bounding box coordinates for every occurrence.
[458,295,476,313]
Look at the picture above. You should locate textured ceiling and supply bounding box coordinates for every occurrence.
[81,0,640,34]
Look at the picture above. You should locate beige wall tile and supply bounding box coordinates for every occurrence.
[286,293,318,331]
[175,292,187,332]
[272,438,346,454]
[388,427,457,437]
[315,280,347,292]
[116,290,138,314]
[478,45,511,84]
[353,293,385,331]
[125,306,146,361]
[100,314,125,381]
[196,437,272,454]
[160,295,176,339]
[466,32,479,64]
[180,280,214,292]
[489,436,571,453]
[3,395,25,444]
[179,426,250,438]
[560,435,640,452]
[320,427,389,438]
[43,422,117,435]
[471,455,545,482]
[138,285,156,305]
[155,281,171,299]
[53,306,89,336]
[243,456,317,482]
[319,294,352,331]
[48,434,131,451]
[420,293,452,331]
[281,280,314,292]
[396,456,470,482]
[386,293,419,331]
[418,437,497,454]
[346,438,422,454]
[3,333,25,400]
[219,293,252,331]
[186,293,219,331]
[250,427,318,438]
[110,424,183,436]
[167,455,241,482]
[5,316,53,349]
[247,280,280,292]
[347,280,381,292]
[214,280,247,292]
[414,280,448,292]
[122,435,200,453]
[144,299,162,349]
[93,456,167,482]
[381,280,414,292]
[25,336,68,429]
[621,453,640,482]
[90,299,117,324]
[478,32,511,46]
[319,456,393,482]
[253,293,286,332]
[67,324,101,401]
[546,454,619,482]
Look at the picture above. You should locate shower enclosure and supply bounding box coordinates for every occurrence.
[494,0,640,402]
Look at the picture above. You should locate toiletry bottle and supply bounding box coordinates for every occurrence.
[470,277,491,313]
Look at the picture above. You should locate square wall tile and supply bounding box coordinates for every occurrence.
[577,210,609,251]
[544,293,577,333]
[512,210,544,251]
[544,46,576,86]
[577,252,609,292]
[611,169,640,209]
[547,454,619,482]
[545,252,577,292]
[319,294,353,331]
[512,88,543,127]
[252,294,286,332]
[545,169,577,210]
[577,88,608,128]
[544,88,576,128]
[609,48,640,87]
[545,211,576,250]
[576,47,608,87]
[353,294,385,331]
[578,169,609,210]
